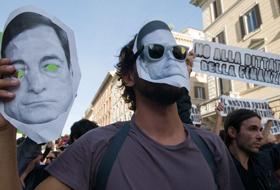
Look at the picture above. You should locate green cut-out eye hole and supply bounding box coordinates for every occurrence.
[44,64,60,72]
[16,70,25,79]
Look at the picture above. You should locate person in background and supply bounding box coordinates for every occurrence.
[260,120,277,148]
[224,109,280,190]
[213,102,226,141]
[68,118,99,145]
[44,151,61,164]
[18,142,52,190]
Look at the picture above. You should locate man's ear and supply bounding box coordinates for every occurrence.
[228,126,237,139]
[122,71,135,87]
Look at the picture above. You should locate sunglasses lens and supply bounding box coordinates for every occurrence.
[148,44,164,59]
[172,46,188,60]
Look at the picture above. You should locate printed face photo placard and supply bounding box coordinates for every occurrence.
[190,104,202,125]
[0,6,81,143]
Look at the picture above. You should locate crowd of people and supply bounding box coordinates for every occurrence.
[0,11,280,190]
[15,119,99,190]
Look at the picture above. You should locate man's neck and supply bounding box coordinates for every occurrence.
[229,144,250,170]
[134,96,185,146]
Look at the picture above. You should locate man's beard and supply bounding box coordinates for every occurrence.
[134,75,183,106]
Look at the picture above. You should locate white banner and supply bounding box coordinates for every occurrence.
[271,119,280,135]
[190,105,202,125]
[219,95,280,134]
[192,39,280,88]
[219,95,273,118]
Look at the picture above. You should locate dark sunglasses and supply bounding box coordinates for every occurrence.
[135,43,189,61]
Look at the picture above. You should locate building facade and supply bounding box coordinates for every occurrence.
[190,0,280,127]
[85,71,133,126]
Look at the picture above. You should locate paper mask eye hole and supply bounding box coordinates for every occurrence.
[12,69,25,79]
[17,70,25,78]
[44,64,60,72]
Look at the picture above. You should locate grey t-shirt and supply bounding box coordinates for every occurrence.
[46,121,244,190]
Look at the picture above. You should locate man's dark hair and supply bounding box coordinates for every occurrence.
[1,12,71,68]
[69,119,98,144]
[224,109,261,146]
[115,36,137,111]
[16,136,26,146]
[176,88,192,124]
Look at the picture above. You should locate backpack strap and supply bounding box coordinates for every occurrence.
[184,124,218,189]
[95,122,130,190]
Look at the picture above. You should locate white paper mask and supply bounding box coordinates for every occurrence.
[0,6,81,143]
[133,20,190,90]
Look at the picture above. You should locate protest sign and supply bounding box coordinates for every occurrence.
[190,105,202,125]
[271,119,280,135]
[220,95,280,135]
[219,95,273,118]
[192,39,280,88]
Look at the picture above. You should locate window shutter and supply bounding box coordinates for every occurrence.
[202,88,205,99]
[194,87,198,98]
[216,0,222,16]
[255,4,262,27]
[217,31,226,44]
[219,78,224,95]
[239,16,245,38]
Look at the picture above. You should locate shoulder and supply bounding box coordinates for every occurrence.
[187,125,222,145]
[186,124,228,156]
[75,121,127,147]
[257,143,280,162]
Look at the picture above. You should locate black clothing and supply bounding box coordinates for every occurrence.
[232,155,265,190]
[17,137,41,175]
[177,88,193,124]
[231,144,280,190]
[24,164,49,190]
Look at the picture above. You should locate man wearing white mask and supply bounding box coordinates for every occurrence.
[0,20,244,190]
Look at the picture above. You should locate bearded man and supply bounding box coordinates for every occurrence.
[0,20,244,190]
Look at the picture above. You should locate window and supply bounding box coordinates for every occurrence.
[212,0,222,19]
[194,86,206,99]
[248,38,265,50]
[219,78,231,95]
[212,31,226,44]
[239,4,262,38]
[271,0,280,17]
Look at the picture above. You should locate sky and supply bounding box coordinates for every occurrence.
[0,0,202,135]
